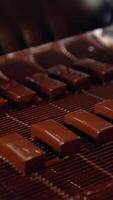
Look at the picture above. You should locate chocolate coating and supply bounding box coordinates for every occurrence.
[95,100,113,120]
[0,79,36,103]
[26,73,67,100]
[64,109,113,144]
[32,119,80,156]
[48,65,89,87]
[0,133,45,174]
[75,58,113,81]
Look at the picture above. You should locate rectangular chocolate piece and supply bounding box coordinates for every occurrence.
[32,119,80,156]
[26,73,67,100]
[64,109,113,144]
[95,100,113,120]
[0,78,36,103]
[0,133,45,174]
[75,58,113,81]
[48,65,89,87]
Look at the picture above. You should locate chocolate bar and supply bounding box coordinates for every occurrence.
[25,73,67,100]
[64,109,113,144]
[0,79,36,103]
[95,100,113,120]
[32,119,80,156]
[0,133,45,174]
[75,58,113,81]
[48,65,89,87]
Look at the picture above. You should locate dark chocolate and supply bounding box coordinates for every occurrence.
[26,73,67,100]
[0,133,45,174]
[95,100,113,120]
[75,58,113,81]
[0,79,36,103]
[64,109,113,144]
[32,119,80,156]
[48,65,89,87]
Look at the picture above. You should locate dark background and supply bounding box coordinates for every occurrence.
[0,0,112,53]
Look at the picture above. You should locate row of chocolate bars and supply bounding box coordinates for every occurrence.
[0,26,113,176]
[0,26,112,106]
[0,98,113,175]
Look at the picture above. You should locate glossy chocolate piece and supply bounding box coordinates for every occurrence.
[26,73,67,100]
[75,58,113,81]
[48,65,89,87]
[0,79,36,103]
[95,100,113,120]
[0,133,45,174]
[32,119,80,156]
[64,109,113,144]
